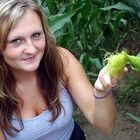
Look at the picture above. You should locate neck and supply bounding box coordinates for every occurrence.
[10,68,37,84]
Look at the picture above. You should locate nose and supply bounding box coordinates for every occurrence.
[24,39,36,54]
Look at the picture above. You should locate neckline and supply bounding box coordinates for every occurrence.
[12,109,50,122]
[12,86,69,122]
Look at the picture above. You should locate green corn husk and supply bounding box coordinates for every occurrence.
[104,51,140,79]
[104,51,127,78]
[127,55,140,72]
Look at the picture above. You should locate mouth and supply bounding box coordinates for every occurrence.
[22,54,36,61]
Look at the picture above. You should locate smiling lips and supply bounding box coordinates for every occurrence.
[22,54,36,61]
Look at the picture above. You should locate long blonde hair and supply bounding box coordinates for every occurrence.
[0,0,64,136]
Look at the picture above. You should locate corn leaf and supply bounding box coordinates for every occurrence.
[126,113,140,123]
[48,10,77,35]
[101,2,136,13]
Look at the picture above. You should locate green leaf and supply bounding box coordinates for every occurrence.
[80,53,86,64]
[126,113,140,123]
[136,52,140,57]
[120,19,127,26]
[89,57,103,70]
[45,0,57,15]
[66,20,75,39]
[94,33,105,47]
[101,2,136,13]
[48,10,77,34]
[128,0,140,11]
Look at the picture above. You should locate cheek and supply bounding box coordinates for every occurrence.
[3,54,18,66]
[40,41,46,50]
[2,48,22,63]
[2,55,18,68]
[37,38,46,51]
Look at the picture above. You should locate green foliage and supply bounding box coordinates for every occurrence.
[127,55,140,72]
[37,0,140,105]
[118,75,140,106]
[126,113,140,123]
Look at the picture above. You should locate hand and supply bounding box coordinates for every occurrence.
[94,66,113,92]
[94,66,127,92]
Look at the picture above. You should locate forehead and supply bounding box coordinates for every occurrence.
[8,9,43,37]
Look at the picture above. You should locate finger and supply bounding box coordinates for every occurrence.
[99,76,111,91]
[94,78,104,91]
[100,78,109,89]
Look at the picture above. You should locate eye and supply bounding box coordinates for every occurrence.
[32,32,41,39]
[9,38,22,46]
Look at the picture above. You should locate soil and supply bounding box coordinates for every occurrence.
[73,102,140,140]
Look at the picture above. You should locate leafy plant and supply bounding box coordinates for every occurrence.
[37,0,140,104]
[127,113,140,123]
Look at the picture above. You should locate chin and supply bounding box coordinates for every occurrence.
[23,63,40,72]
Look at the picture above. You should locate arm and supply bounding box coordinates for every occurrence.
[60,47,116,133]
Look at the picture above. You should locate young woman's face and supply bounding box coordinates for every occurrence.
[2,9,46,73]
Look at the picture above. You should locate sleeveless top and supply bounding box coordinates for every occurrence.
[4,85,74,140]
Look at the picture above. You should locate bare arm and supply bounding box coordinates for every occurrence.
[60,47,116,133]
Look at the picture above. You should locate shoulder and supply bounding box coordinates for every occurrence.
[58,46,81,71]
[58,47,75,60]
[58,47,87,85]
[58,47,80,68]
[57,47,82,87]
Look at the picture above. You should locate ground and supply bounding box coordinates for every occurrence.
[74,102,140,140]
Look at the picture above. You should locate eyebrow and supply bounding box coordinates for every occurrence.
[7,36,23,42]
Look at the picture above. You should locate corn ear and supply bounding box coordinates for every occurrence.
[104,51,140,79]
[127,55,140,72]
[105,51,127,78]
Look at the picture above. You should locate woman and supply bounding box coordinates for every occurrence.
[0,0,118,139]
